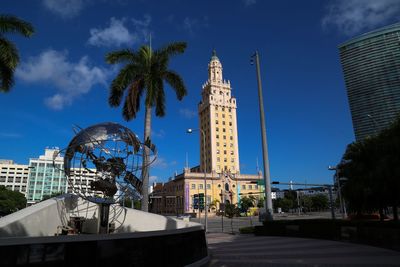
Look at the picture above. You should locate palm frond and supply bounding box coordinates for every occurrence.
[0,37,19,69]
[109,65,137,106]
[138,45,153,67]
[105,49,136,64]
[122,79,144,121]
[164,70,187,100]
[158,42,187,57]
[0,15,34,37]
[0,65,14,92]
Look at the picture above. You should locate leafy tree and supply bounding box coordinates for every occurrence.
[302,195,313,212]
[120,197,141,209]
[239,195,255,215]
[106,42,187,211]
[339,116,400,220]
[0,186,26,215]
[379,116,400,220]
[224,203,239,233]
[0,15,34,92]
[209,199,220,211]
[273,197,294,212]
[257,197,264,208]
[224,203,239,218]
[311,194,329,211]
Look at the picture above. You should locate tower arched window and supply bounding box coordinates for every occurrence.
[225,183,229,191]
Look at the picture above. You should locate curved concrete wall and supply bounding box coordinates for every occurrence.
[0,194,202,237]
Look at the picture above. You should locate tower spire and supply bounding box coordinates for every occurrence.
[208,49,222,82]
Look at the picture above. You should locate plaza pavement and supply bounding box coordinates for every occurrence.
[206,233,400,267]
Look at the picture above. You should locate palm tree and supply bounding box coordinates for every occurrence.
[106,42,187,211]
[0,15,34,92]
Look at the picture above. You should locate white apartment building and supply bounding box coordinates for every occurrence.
[0,159,29,196]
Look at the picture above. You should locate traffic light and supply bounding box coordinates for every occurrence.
[199,193,205,210]
[193,194,199,209]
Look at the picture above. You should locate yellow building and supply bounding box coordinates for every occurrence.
[150,51,263,215]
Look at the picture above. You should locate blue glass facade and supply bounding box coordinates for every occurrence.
[27,160,66,203]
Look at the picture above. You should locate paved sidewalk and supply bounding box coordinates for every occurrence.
[206,233,400,266]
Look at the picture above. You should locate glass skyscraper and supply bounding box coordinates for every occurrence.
[339,23,400,140]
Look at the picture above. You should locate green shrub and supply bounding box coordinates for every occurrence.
[239,226,255,234]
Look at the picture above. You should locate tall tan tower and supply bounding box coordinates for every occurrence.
[198,50,240,174]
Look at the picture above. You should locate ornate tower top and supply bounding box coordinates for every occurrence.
[211,49,219,61]
[208,49,223,83]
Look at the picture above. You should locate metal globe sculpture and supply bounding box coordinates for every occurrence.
[57,122,156,205]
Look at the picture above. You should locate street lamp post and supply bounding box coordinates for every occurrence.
[328,165,347,219]
[187,128,208,232]
[251,51,273,221]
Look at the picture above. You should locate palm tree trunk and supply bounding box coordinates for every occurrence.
[141,105,152,212]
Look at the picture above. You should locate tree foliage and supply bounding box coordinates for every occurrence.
[0,186,26,215]
[120,197,141,209]
[0,14,34,92]
[209,199,220,211]
[239,195,256,214]
[224,203,239,218]
[105,42,187,121]
[339,115,400,219]
[273,197,294,212]
[310,194,329,211]
[272,191,329,212]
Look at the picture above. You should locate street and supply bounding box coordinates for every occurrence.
[190,215,262,233]
[186,211,342,233]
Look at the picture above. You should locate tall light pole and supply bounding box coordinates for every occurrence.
[251,51,273,221]
[187,128,208,232]
[328,165,347,219]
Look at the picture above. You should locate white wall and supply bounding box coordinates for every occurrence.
[0,194,201,238]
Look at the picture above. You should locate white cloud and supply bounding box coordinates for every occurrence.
[322,0,400,36]
[182,16,209,35]
[152,157,168,169]
[0,132,22,138]
[151,129,166,138]
[152,157,177,169]
[179,108,197,119]
[88,16,151,47]
[42,0,85,18]
[243,0,256,6]
[149,175,157,184]
[16,50,108,110]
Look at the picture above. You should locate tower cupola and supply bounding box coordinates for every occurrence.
[208,49,223,83]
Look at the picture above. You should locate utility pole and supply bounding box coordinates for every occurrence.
[252,51,273,221]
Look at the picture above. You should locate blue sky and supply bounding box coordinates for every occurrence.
[1,0,400,186]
